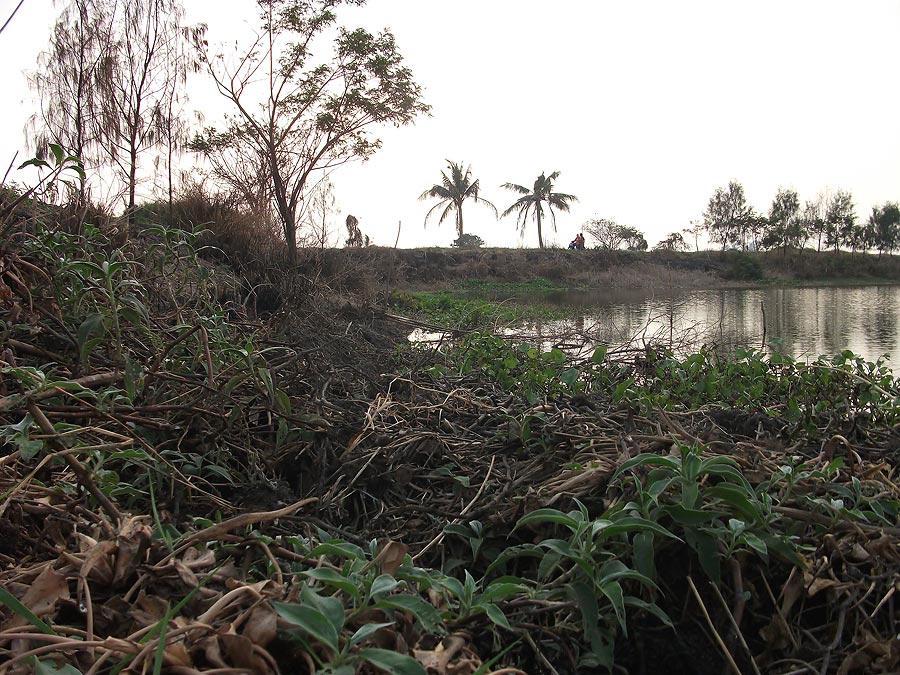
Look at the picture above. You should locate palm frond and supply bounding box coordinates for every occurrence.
[423,199,448,224]
[419,185,450,201]
[549,193,578,211]
[501,195,533,219]
[502,182,530,195]
[438,202,455,225]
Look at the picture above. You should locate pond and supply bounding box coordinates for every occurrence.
[469,284,900,364]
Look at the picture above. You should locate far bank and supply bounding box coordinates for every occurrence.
[296,247,900,293]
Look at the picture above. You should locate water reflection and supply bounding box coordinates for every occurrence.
[498,285,900,363]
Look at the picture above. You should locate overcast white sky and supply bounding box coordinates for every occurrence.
[2,0,899,248]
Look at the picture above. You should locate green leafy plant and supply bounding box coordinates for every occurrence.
[612,442,797,582]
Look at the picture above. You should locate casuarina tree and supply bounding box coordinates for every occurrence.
[419,161,497,239]
[501,171,577,248]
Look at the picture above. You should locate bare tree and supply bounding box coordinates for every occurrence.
[94,0,197,222]
[683,221,703,251]
[28,0,111,204]
[300,178,337,249]
[192,0,429,263]
[156,22,206,217]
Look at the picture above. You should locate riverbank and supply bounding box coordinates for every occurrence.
[3,220,900,674]
[296,246,900,296]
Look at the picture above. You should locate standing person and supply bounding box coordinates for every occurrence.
[575,232,585,250]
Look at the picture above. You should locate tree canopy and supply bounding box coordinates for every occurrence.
[192,0,429,262]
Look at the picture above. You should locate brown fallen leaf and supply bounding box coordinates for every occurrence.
[242,605,278,648]
[200,634,229,669]
[1,564,70,631]
[377,540,409,576]
[221,632,270,672]
[414,633,482,675]
[113,516,152,586]
[78,537,116,585]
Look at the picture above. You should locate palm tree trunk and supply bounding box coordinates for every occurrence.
[536,207,543,249]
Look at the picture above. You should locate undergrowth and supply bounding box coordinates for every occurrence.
[1,167,899,674]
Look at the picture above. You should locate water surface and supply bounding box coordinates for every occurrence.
[494,285,900,363]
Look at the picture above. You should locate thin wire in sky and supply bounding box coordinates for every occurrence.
[0,0,26,36]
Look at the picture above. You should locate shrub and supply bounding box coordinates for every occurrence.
[451,233,484,249]
[723,251,763,280]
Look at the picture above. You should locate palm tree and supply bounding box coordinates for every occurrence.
[419,161,497,239]
[501,171,578,248]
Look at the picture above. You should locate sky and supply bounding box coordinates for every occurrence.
[1,0,899,249]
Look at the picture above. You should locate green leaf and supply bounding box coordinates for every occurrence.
[560,368,580,388]
[537,550,563,580]
[358,648,427,675]
[633,531,656,582]
[301,568,361,600]
[222,374,246,396]
[309,541,366,560]
[257,366,274,401]
[274,388,291,415]
[623,596,673,627]
[704,484,763,522]
[514,508,581,532]
[300,587,345,635]
[612,453,679,481]
[271,602,339,653]
[375,595,443,633]
[480,581,530,604]
[566,580,604,654]
[49,143,64,166]
[593,516,679,542]
[686,530,721,583]
[740,532,768,557]
[663,504,720,526]
[370,574,399,598]
[349,621,395,647]
[17,436,44,461]
[598,559,657,591]
[599,580,627,635]
[480,602,512,630]
[539,538,575,558]
[33,658,84,675]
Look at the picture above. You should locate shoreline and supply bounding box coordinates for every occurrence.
[310,246,900,293]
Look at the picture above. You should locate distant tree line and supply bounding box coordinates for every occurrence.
[701,181,900,256]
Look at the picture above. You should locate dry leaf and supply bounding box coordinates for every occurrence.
[780,568,806,616]
[221,632,269,672]
[163,640,193,667]
[200,635,228,668]
[1,565,69,630]
[113,517,151,585]
[806,576,839,597]
[78,538,116,585]
[376,540,409,576]
[242,605,277,647]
